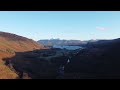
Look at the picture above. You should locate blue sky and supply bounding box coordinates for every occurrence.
[0,11,120,41]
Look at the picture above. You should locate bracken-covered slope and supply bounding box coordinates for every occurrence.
[0,31,45,52]
[0,31,45,79]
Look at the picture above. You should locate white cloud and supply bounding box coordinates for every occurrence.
[96,26,108,31]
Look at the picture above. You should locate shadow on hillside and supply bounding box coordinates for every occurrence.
[64,41,120,79]
[2,49,69,79]
[3,42,120,79]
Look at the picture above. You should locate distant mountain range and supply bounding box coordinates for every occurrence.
[38,39,98,46]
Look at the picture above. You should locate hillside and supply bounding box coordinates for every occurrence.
[0,31,45,79]
[0,32,45,52]
[65,38,120,79]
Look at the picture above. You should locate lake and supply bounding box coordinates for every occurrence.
[52,45,82,50]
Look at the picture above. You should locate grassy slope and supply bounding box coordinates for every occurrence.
[0,32,45,79]
[0,59,18,79]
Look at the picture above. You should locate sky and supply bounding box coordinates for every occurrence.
[0,11,120,41]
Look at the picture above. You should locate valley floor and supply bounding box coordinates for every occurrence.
[1,48,79,79]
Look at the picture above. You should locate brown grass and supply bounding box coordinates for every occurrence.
[0,32,45,79]
[0,59,18,79]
